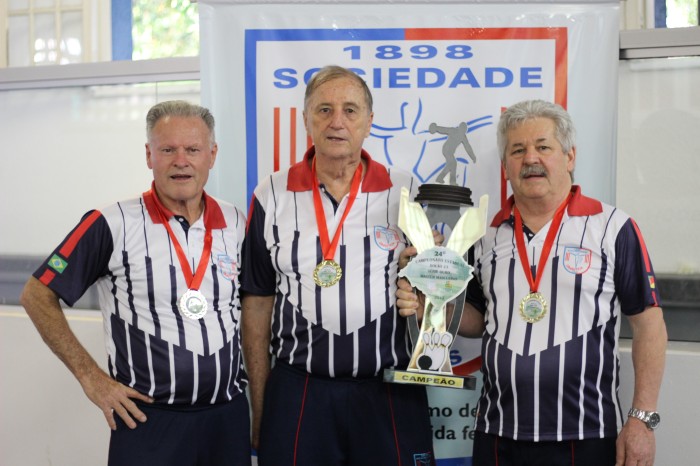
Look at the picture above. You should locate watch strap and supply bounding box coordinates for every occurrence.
[628,407,660,430]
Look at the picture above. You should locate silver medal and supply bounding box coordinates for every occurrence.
[178,289,208,320]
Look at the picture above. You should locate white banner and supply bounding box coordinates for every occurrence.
[200,2,619,463]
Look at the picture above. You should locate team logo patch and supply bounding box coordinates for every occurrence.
[374,226,401,251]
[648,275,656,289]
[413,452,434,466]
[48,254,68,274]
[562,247,592,274]
[217,254,238,280]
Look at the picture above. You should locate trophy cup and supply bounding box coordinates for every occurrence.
[384,183,488,390]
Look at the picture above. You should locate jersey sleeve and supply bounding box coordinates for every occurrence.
[32,210,113,307]
[239,195,277,296]
[613,218,662,316]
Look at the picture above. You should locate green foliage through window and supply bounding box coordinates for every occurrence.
[132,0,199,60]
[666,0,699,27]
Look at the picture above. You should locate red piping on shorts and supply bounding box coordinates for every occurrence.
[292,373,310,466]
[386,384,403,466]
[494,435,499,466]
[571,440,575,465]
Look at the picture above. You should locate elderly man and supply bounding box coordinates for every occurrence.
[240,65,435,465]
[398,99,666,466]
[20,100,250,466]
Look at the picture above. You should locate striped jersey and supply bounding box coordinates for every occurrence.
[240,148,417,378]
[466,186,660,441]
[34,186,248,405]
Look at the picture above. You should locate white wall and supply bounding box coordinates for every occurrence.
[0,306,109,466]
[0,81,200,257]
[618,340,700,465]
[616,56,700,274]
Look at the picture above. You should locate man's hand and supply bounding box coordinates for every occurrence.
[20,278,154,431]
[396,278,425,320]
[80,369,154,430]
[397,229,443,319]
[616,418,656,466]
[398,230,443,271]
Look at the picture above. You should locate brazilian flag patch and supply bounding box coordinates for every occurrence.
[49,254,68,274]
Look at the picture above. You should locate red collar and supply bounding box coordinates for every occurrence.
[490,185,602,227]
[143,182,227,229]
[287,147,393,193]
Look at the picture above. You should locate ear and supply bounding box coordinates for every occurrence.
[146,143,153,169]
[566,146,576,174]
[209,143,218,169]
[364,111,374,138]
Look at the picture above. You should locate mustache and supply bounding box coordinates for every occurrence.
[520,165,547,178]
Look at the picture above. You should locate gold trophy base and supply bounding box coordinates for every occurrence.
[383,368,477,390]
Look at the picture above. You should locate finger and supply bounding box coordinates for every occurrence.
[121,397,148,424]
[396,287,418,305]
[126,387,155,404]
[399,247,417,269]
[113,403,139,430]
[399,277,418,292]
[103,408,117,431]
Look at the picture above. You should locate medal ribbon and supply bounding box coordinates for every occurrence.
[311,157,363,262]
[155,203,213,291]
[513,193,571,294]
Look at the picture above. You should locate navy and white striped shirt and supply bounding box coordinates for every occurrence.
[240,148,417,378]
[34,186,248,405]
[466,186,660,441]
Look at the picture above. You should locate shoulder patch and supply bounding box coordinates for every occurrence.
[48,254,68,274]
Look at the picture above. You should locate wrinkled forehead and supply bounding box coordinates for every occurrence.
[306,77,369,109]
[506,117,558,145]
[149,116,213,144]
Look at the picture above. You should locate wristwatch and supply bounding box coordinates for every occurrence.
[628,408,661,430]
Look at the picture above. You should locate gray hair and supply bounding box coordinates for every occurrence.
[146,100,216,146]
[496,100,576,163]
[304,65,373,114]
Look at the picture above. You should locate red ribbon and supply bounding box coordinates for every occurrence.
[311,157,363,261]
[513,194,571,294]
[153,201,212,291]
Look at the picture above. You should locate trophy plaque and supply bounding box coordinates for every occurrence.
[384,184,488,390]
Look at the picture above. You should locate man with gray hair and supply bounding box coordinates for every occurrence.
[241,65,434,465]
[398,99,667,465]
[21,100,251,465]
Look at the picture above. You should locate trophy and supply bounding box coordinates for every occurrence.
[384,137,488,389]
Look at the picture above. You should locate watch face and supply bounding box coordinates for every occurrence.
[648,412,661,429]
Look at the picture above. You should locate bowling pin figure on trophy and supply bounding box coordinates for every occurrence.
[384,185,488,390]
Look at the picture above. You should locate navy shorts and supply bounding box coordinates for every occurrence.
[472,431,616,466]
[258,362,435,466]
[108,393,251,466]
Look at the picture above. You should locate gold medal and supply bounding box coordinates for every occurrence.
[179,289,208,320]
[519,292,547,323]
[313,259,342,287]
[310,156,361,290]
[513,194,571,325]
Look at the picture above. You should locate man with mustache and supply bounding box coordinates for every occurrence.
[398,100,667,466]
